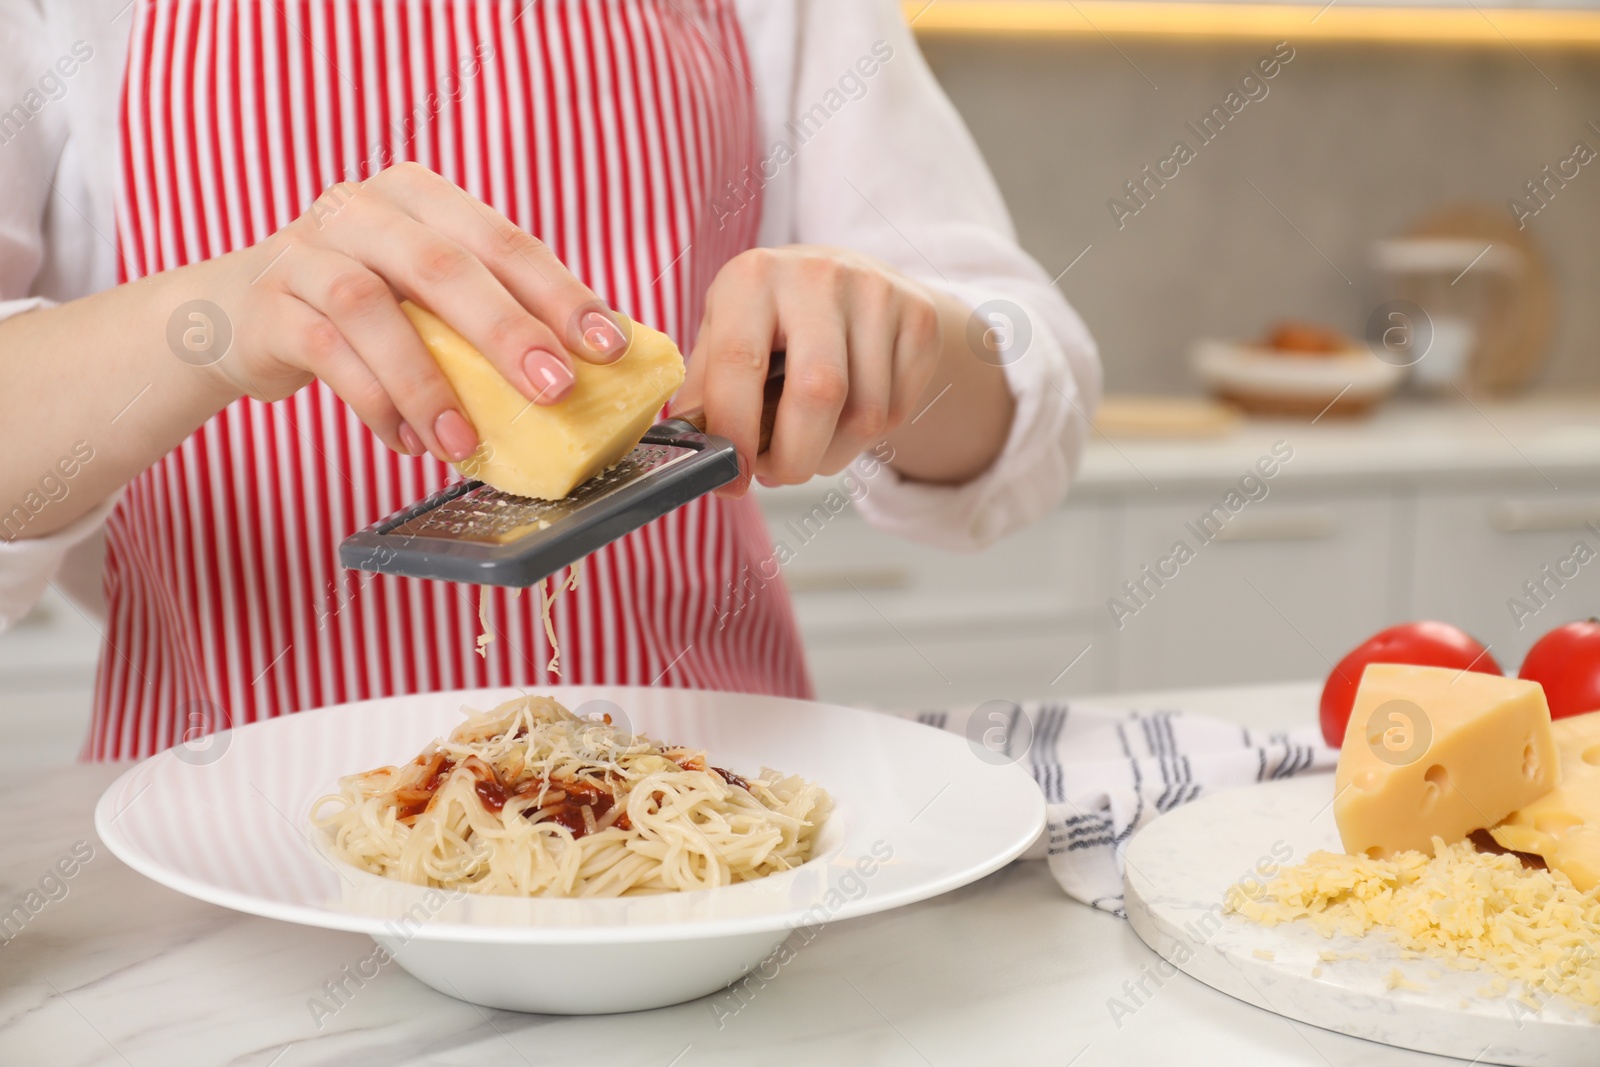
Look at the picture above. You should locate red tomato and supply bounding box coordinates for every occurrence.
[1519,620,1600,720]
[1319,622,1502,747]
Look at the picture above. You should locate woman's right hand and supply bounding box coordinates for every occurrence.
[203,161,627,463]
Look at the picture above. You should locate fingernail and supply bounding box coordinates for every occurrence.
[524,349,576,403]
[581,310,627,361]
[434,408,478,462]
[397,422,424,456]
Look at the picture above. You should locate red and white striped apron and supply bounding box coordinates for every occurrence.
[91,0,811,762]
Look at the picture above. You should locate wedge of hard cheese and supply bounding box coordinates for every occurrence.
[401,301,685,500]
[1490,710,1600,891]
[1334,663,1559,859]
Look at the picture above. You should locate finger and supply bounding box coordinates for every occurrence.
[315,196,578,406]
[756,275,850,487]
[281,247,478,463]
[268,296,414,455]
[816,282,897,476]
[684,255,778,496]
[372,162,628,366]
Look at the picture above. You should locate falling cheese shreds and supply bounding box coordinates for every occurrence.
[1226,838,1600,1015]
[539,560,583,676]
[1252,949,1275,961]
[475,588,494,659]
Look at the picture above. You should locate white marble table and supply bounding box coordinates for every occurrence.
[0,683,1472,1066]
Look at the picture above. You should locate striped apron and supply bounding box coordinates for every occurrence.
[91,0,811,761]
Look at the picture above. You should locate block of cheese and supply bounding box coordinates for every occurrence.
[1334,663,1559,859]
[400,301,685,500]
[1490,710,1600,891]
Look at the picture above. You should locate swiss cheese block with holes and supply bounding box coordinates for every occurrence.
[401,301,686,500]
[1490,710,1600,890]
[1333,663,1558,859]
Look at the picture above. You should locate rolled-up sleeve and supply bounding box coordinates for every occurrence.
[771,0,1101,551]
[0,470,117,632]
[0,306,119,638]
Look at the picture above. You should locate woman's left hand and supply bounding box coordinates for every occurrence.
[672,245,944,496]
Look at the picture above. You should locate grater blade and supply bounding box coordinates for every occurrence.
[339,419,738,588]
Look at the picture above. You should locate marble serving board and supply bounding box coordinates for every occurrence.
[1123,775,1596,1066]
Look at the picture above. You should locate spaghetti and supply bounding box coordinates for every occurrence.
[311,695,830,897]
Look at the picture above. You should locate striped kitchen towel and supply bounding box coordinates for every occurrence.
[908,703,1337,916]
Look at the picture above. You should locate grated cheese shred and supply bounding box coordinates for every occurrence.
[1227,838,1600,1014]
[473,562,580,675]
[476,587,494,659]
[539,560,582,676]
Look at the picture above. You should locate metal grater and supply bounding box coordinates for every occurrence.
[339,421,737,587]
[340,356,784,588]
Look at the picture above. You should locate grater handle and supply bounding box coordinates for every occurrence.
[669,353,785,455]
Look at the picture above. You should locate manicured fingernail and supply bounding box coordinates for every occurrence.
[434,408,478,462]
[581,311,627,361]
[524,349,576,403]
[397,422,424,456]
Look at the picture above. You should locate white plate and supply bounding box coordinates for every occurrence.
[95,685,1045,1014]
[1124,776,1594,1066]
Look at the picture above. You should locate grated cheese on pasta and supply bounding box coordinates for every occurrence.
[1227,838,1600,1014]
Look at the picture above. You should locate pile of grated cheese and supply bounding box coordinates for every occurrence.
[1226,838,1600,1014]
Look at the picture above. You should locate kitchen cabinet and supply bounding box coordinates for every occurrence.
[758,494,1114,709]
[1104,489,1402,691]
[1410,484,1600,669]
[768,397,1600,708]
[0,588,101,767]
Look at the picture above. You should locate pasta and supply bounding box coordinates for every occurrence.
[311,695,830,897]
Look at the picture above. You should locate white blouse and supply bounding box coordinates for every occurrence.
[0,0,1100,632]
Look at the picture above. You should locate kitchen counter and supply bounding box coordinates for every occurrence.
[1072,393,1600,496]
[0,681,1472,1067]
[750,393,1600,504]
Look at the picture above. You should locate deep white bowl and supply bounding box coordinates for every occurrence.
[96,685,1045,1014]
[1191,339,1406,416]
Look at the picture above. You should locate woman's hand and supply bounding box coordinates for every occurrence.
[674,246,947,495]
[206,162,628,464]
